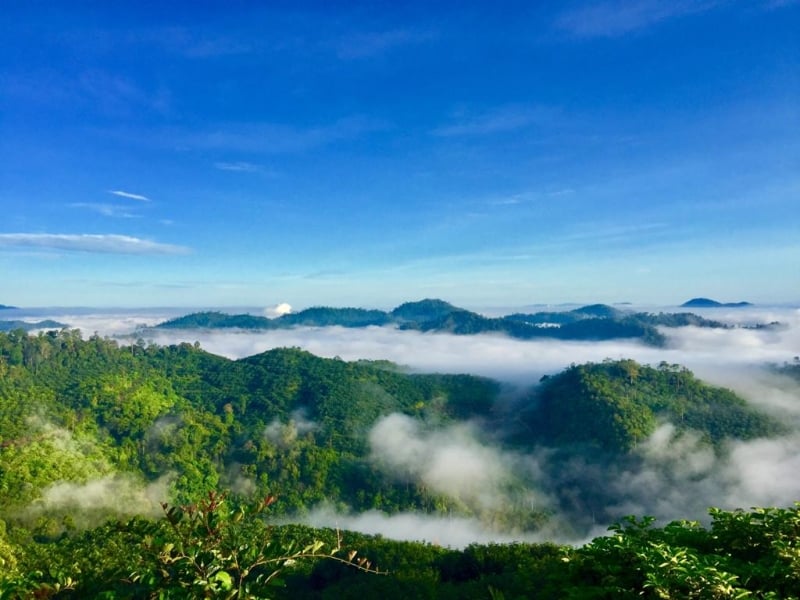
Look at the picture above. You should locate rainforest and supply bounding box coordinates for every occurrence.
[2,321,800,598]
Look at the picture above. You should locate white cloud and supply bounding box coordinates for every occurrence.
[263,302,292,318]
[433,105,557,137]
[109,189,150,201]
[182,116,388,154]
[214,161,262,173]
[555,0,722,38]
[69,202,139,218]
[334,28,436,59]
[0,233,190,255]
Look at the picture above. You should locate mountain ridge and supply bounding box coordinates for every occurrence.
[152,298,741,347]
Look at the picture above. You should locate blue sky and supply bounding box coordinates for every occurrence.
[1,1,798,308]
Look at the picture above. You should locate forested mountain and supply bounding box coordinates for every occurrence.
[0,329,793,597]
[154,298,742,347]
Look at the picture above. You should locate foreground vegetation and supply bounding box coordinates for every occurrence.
[2,496,800,598]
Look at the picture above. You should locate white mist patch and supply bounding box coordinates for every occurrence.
[723,435,800,508]
[598,421,800,526]
[264,408,318,449]
[607,424,722,520]
[368,413,553,517]
[33,473,172,519]
[297,506,573,549]
[369,414,512,511]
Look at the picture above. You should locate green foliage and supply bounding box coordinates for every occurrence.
[1,493,381,599]
[563,505,800,599]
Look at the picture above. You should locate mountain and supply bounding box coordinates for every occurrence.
[681,297,753,308]
[0,304,17,310]
[154,299,749,347]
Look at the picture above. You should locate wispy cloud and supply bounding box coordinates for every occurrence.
[432,105,558,137]
[109,190,150,202]
[4,68,170,116]
[184,116,388,154]
[0,233,189,255]
[70,203,139,218]
[334,28,436,59]
[214,161,263,173]
[555,0,722,38]
[562,221,669,243]
[147,26,259,59]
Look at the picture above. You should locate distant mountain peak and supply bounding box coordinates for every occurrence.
[570,304,620,318]
[390,298,461,322]
[681,298,752,308]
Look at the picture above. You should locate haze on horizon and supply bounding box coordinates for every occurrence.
[1,2,798,308]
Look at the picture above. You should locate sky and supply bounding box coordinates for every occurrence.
[1,1,798,308]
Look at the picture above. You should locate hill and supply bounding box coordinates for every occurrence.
[523,359,781,452]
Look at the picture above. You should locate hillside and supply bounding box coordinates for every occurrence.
[0,330,783,524]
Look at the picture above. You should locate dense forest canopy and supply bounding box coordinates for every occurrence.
[0,328,797,597]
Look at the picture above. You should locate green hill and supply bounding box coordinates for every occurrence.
[524,359,782,453]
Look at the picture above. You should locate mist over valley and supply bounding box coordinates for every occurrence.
[2,300,799,549]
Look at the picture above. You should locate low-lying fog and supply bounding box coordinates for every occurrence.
[8,304,800,547]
